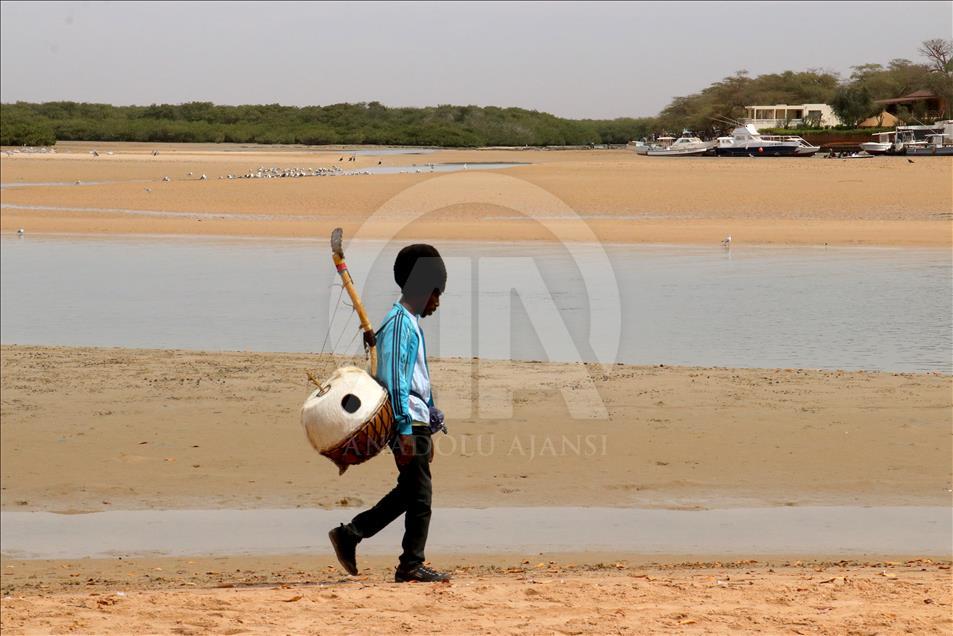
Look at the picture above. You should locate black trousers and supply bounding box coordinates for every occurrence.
[347,431,432,569]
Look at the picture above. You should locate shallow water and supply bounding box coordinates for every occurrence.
[0,161,526,190]
[349,147,436,156]
[340,161,527,175]
[1,236,950,372]
[1,506,948,559]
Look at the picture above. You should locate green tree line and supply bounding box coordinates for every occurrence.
[0,100,655,147]
[2,39,949,146]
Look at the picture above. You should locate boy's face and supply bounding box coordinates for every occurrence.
[420,290,441,318]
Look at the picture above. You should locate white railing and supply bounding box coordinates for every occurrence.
[743,118,805,129]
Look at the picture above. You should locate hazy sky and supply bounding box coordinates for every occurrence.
[1,1,950,118]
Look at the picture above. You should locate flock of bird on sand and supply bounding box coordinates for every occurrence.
[12,149,733,246]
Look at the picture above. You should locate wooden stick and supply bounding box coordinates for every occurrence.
[330,227,378,376]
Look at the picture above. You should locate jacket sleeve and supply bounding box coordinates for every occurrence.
[387,312,418,436]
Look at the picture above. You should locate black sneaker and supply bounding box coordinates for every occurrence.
[328,524,359,575]
[395,564,451,583]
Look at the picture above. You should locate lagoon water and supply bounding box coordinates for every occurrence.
[1,235,950,372]
[2,506,949,559]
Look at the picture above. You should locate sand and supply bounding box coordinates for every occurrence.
[2,345,950,512]
[2,556,951,635]
[2,143,951,633]
[2,142,951,246]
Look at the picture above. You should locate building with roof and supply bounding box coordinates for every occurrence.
[743,103,841,129]
[873,90,948,122]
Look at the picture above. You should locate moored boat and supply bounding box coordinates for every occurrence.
[860,131,896,155]
[759,134,821,156]
[644,133,713,156]
[904,121,953,156]
[714,124,802,157]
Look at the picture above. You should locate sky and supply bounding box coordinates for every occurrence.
[1,1,950,119]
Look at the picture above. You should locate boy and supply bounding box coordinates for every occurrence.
[329,243,450,583]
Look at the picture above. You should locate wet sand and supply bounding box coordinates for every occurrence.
[2,556,950,635]
[2,345,950,512]
[2,142,951,246]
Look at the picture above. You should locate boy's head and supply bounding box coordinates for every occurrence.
[394,243,446,317]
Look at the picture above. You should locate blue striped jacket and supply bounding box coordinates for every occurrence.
[376,302,434,435]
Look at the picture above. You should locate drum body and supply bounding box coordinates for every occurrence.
[301,366,395,474]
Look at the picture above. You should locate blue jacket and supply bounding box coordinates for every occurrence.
[376,302,434,435]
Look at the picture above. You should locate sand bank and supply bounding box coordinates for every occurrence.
[2,143,950,246]
[2,345,949,512]
[1,556,950,635]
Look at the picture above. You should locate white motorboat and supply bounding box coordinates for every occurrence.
[628,139,651,155]
[860,131,896,155]
[644,133,713,156]
[759,134,821,156]
[714,124,802,157]
[905,121,953,156]
[885,123,948,154]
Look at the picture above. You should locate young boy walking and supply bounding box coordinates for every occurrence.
[329,244,450,583]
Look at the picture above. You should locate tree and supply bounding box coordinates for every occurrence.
[830,85,874,127]
[919,38,953,74]
[919,38,953,118]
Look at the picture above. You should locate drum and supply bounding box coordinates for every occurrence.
[301,366,396,474]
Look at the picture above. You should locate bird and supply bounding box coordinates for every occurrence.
[144,187,152,193]
[199,174,207,180]
[187,171,193,176]
[721,235,732,247]
[17,228,24,236]
[74,180,81,185]
[162,176,171,182]
[907,158,915,164]
[90,150,99,157]
[152,150,159,157]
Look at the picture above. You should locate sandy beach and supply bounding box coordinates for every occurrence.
[3,555,950,635]
[2,142,951,246]
[2,145,951,633]
[2,345,950,512]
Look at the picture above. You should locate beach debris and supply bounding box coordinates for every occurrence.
[907,159,915,164]
[187,171,193,176]
[281,595,304,602]
[144,188,152,193]
[90,150,99,157]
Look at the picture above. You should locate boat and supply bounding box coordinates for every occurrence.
[713,124,803,157]
[885,123,950,154]
[860,131,896,155]
[759,134,821,156]
[629,139,651,155]
[644,132,713,157]
[634,136,675,155]
[904,121,953,156]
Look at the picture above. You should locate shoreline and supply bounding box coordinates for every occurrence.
[3,226,953,249]
[3,144,950,248]
[3,345,950,514]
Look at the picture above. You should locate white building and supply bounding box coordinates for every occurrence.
[743,103,841,128]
